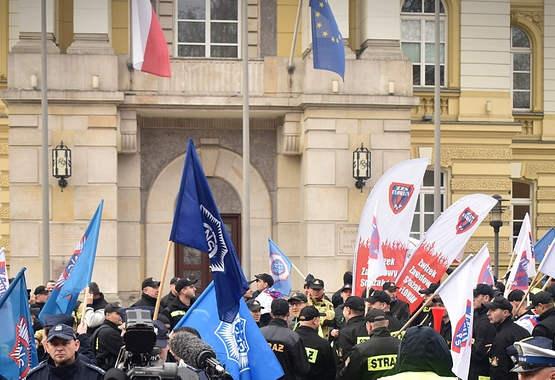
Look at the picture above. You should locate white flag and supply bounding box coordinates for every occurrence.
[0,247,9,298]
[511,213,535,277]
[473,244,494,285]
[538,237,555,279]
[366,202,388,289]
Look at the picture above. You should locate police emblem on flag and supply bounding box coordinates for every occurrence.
[270,253,290,282]
[8,317,33,378]
[200,205,228,272]
[216,315,250,369]
[389,183,414,214]
[452,300,472,353]
[456,207,478,234]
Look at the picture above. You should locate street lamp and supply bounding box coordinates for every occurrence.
[490,194,507,279]
[52,141,72,192]
[353,143,371,192]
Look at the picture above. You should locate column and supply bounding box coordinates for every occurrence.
[544,0,555,138]
[359,0,402,58]
[11,0,58,53]
[67,0,114,54]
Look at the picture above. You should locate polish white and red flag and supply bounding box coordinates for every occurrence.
[352,158,429,297]
[512,213,535,277]
[473,244,495,286]
[132,0,171,77]
[395,194,497,313]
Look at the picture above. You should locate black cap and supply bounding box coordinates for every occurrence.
[105,302,122,314]
[246,299,264,311]
[304,274,315,288]
[299,306,326,321]
[271,298,290,316]
[473,284,494,298]
[254,273,274,288]
[529,291,555,309]
[142,277,160,289]
[44,314,75,327]
[175,278,199,293]
[507,289,525,302]
[309,279,325,290]
[47,324,76,342]
[288,292,308,303]
[365,290,391,305]
[483,295,513,312]
[34,285,48,295]
[382,282,398,291]
[344,296,365,312]
[170,277,180,285]
[419,283,440,295]
[340,284,353,292]
[365,308,388,322]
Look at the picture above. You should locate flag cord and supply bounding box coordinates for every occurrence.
[154,240,173,320]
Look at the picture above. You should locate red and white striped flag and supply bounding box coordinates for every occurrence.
[132,0,171,77]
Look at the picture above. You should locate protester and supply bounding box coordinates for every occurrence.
[365,290,402,332]
[332,271,353,308]
[246,298,264,327]
[512,336,555,378]
[508,290,530,320]
[132,277,160,308]
[410,283,440,327]
[153,319,170,361]
[295,306,336,380]
[330,284,353,341]
[308,278,335,339]
[91,302,123,370]
[469,284,496,380]
[33,285,50,311]
[84,282,108,335]
[160,276,180,309]
[338,309,400,380]
[252,273,274,299]
[334,296,368,373]
[162,278,198,329]
[530,291,555,340]
[383,281,410,325]
[287,292,308,330]
[27,324,105,380]
[253,273,276,327]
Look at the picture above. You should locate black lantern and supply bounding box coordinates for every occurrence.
[52,141,72,191]
[352,143,371,192]
[490,194,508,279]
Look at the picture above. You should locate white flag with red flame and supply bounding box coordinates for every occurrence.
[352,158,429,297]
[473,244,495,285]
[395,194,497,313]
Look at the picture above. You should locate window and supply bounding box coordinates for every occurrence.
[410,170,446,240]
[176,0,239,58]
[511,182,533,247]
[401,0,446,87]
[511,27,531,111]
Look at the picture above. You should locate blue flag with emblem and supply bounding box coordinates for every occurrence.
[310,0,345,78]
[0,267,38,380]
[535,227,555,263]
[268,239,292,297]
[39,200,104,324]
[174,281,284,380]
[170,139,249,323]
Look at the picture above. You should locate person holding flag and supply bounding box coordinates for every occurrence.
[529,291,555,340]
[469,284,496,380]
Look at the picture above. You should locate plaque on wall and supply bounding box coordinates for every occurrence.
[338,225,358,255]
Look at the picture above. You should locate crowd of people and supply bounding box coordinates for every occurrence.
[17,271,555,380]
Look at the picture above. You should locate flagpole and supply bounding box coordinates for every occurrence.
[515,273,545,314]
[287,0,303,72]
[433,0,441,221]
[154,241,173,320]
[290,262,305,282]
[242,0,251,280]
[504,250,517,279]
[542,277,552,290]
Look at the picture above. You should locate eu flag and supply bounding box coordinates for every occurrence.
[170,139,249,323]
[39,200,104,323]
[535,227,555,263]
[0,267,38,380]
[268,239,292,297]
[174,282,284,380]
[310,0,345,78]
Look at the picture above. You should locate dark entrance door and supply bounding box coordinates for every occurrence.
[174,214,241,294]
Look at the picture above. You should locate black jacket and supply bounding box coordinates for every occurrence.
[334,315,368,372]
[389,299,410,325]
[338,327,400,380]
[93,320,123,370]
[132,293,157,308]
[160,291,176,309]
[295,325,335,380]
[27,353,105,380]
[469,305,496,380]
[532,306,555,340]
[489,316,530,380]
[385,312,402,332]
[260,318,310,380]
[162,295,195,329]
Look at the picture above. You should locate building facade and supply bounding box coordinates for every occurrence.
[0,0,554,301]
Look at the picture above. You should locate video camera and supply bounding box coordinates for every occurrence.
[112,309,199,380]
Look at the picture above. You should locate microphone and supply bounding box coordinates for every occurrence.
[197,350,226,376]
[104,368,127,380]
[169,331,225,377]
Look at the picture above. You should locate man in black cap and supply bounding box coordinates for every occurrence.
[252,273,274,298]
[365,290,402,332]
[84,282,108,335]
[484,295,530,380]
[308,278,335,339]
[334,296,368,373]
[253,273,276,327]
[508,289,530,320]
[530,291,555,340]
[287,292,308,330]
[33,285,50,311]
[27,324,105,380]
[469,283,497,380]
[162,277,198,329]
[160,276,180,309]
[332,271,353,308]
[512,336,555,378]
[338,309,400,380]
[91,302,123,370]
[330,284,353,341]
[132,277,160,308]
[260,298,310,380]
[295,306,335,380]
[382,281,410,325]
[246,299,264,327]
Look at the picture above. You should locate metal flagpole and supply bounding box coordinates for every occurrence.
[287,0,303,72]
[433,0,441,220]
[41,0,51,283]
[242,0,251,279]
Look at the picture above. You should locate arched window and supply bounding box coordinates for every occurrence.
[401,0,446,87]
[512,181,533,247]
[511,26,532,111]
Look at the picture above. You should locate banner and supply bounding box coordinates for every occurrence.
[511,213,535,277]
[396,194,497,312]
[537,237,555,279]
[534,227,555,263]
[268,239,292,297]
[0,247,9,298]
[473,244,494,285]
[353,158,429,296]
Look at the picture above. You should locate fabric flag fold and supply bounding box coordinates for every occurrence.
[309,0,345,78]
[538,237,555,279]
[170,139,248,323]
[0,267,38,379]
[174,281,284,380]
[366,202,388,290]
[504,250,530,296]
[473,244,494,286]
[0,247,9,298]
[268,239,292,297]
[511,213,535,277]
[39,200,104,323]
[132,0,171,77]
[395,194,497,313]
[435,255,474,380]
[353,158,429,297]
[534,227,555,263]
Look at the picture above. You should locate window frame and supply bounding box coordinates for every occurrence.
[510,26,532,112]
[175,0,241,59]
[511,181,534,248]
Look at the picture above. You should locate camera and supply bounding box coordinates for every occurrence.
[114,309,198,380]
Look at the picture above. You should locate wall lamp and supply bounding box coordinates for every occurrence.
[353,143,371,192]
[52,141,72,192]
